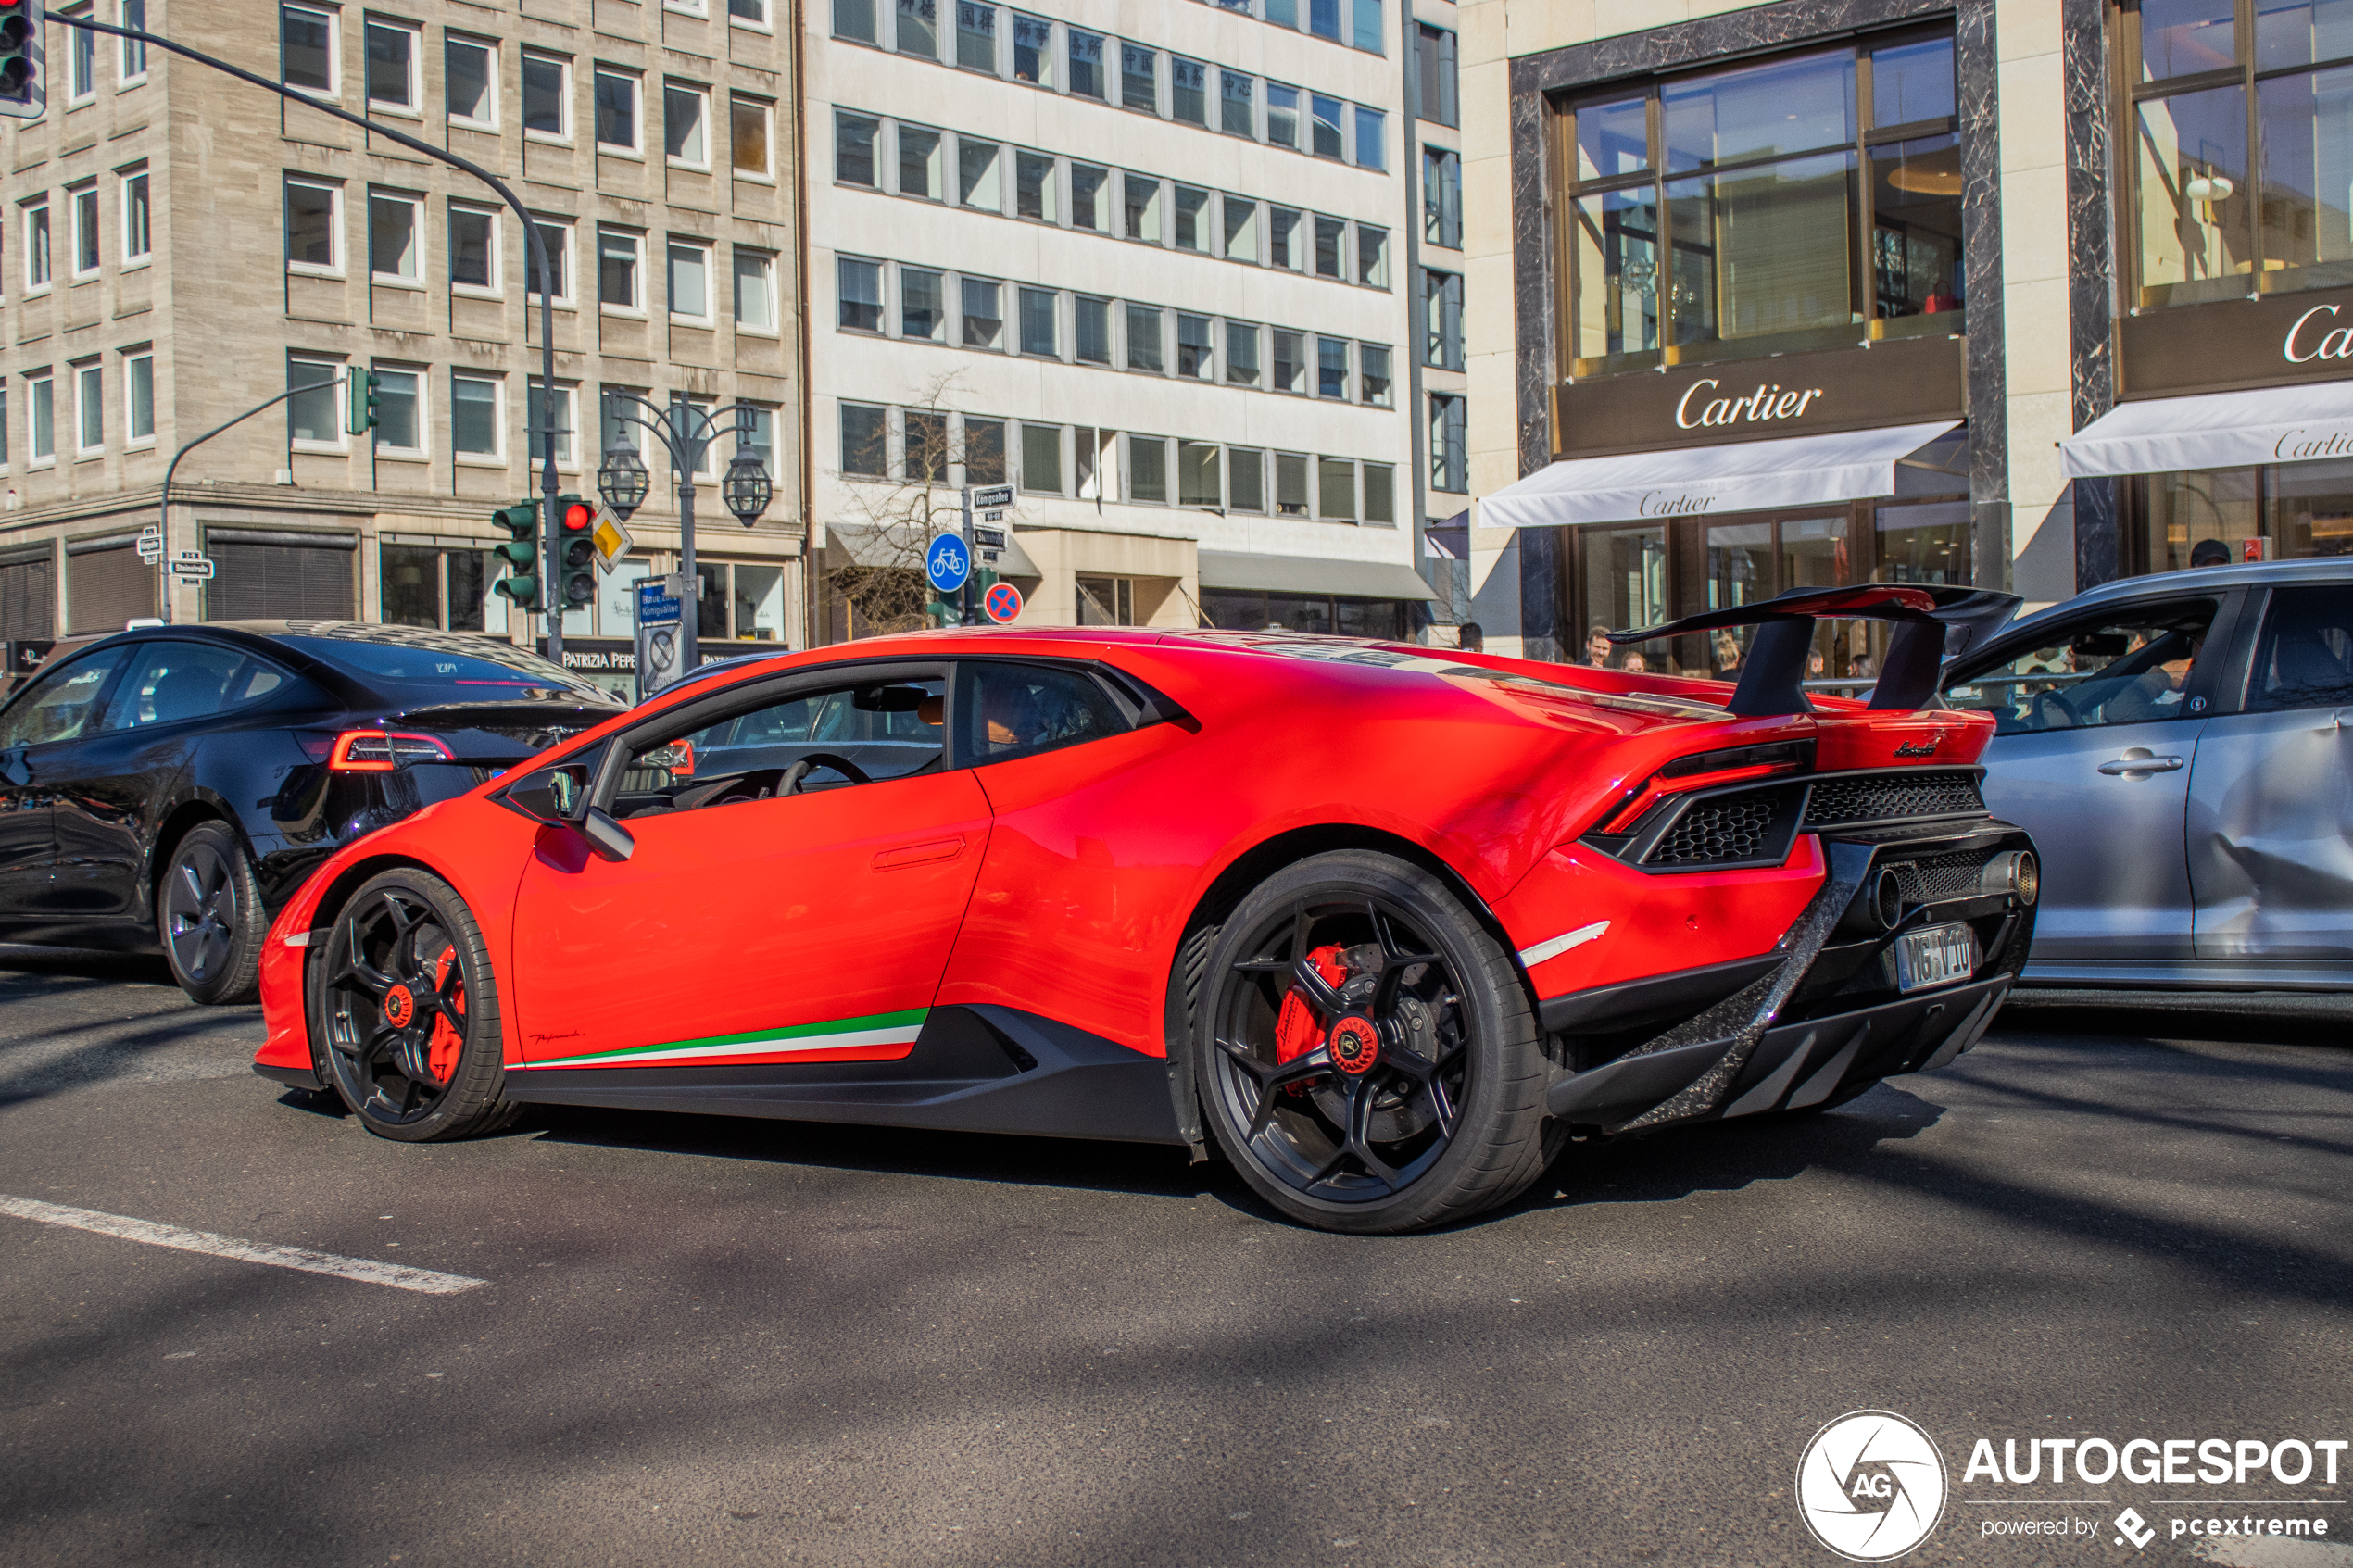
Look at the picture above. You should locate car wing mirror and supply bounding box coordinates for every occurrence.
[580,807,635,863]
[506,761,593,823]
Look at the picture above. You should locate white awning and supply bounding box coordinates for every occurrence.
[2058,381,2353,478]
[1477,420,1963,532]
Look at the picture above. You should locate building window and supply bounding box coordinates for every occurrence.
[959,137,1001,210]
[665,83,711,168]
[73,362,102,453]
[383,544,493,633]
[1177,442,1221,508]
[1071,164,1110,230]
[1317,336,1349,398]
[898,0,938,59]
[1076,576,1137,625]
[69,184,99,278]
[1221,69,1254,135]
[1311,94,1345,159]
[1363,463,1394,523]
[124,350,154,445]
[522,52,570,139]
[526,378,577,466]
[1227,320,1261,385]
[901,266,944,339]
[1018,285,1056,356]
[1352,0,1382,52]
[1416,23,1458,127]
[1016,150,1054,220]
[1020,421,1062,493]
[120,0,147,82]
[28,372,53,463]
[595,68,640,151]
[1272,329,1305,394]
[731,0,773,26]
[447,35,497,127]
[1425,269,1464,369]
[1358,225,1389,287]
[732,97,774,177]
[1224,196,1258,261]
[1176,314,1214,379]
[1013,14,1051,85]
[1318,456,1356,521]
[1267,83,1301,149]
[1270,206,1302,270]
[1171,186,1209,253]
[903,409,948,482]
[1353,107,1386,170]
[956,2,996,70]
[600,384,648,455]
[524,220,572,304]
[841,402,887,475]
[121,171,150,263]
[1121,43,1157,113]
[282,4,335,96]
[452,373,501,458]
[1360,345,1392,407]
[368,191,422,282]
[835,0,878,45]
[1429,393,1466,492]
[24,202,47,292]
[365,19,419,113]
[1424,147,1461,247]
[372,367,422,453]
[962,277,1003,348]
[667,239,711,322]
[1315,215,1345,279]
[1069,28,1104,99]
[1275,452,1309,516]
[899,125,943,198]
[1310,0,1340,42]
[838,255,884,331]
[1127,435,1167,502]
[1126,304,1163,371]
[1075,295,1112,363]
[1172,57,1207,125]
[1559,31,1960,375]
[837,112,878,185]
[1124,174,1162,243]
[734,248,778,332]
[286,354,342,448]
[598,229,644,312]
[284,179,340,273]
[450,204,497,293]
[963,416,1007,484]
[1228,448,1264,511]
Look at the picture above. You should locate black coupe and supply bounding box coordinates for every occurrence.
[0,621,623,1002]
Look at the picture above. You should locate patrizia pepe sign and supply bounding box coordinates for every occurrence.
[2120,282,2353,399]
[1554,333,1967,459]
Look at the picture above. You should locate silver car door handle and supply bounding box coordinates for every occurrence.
[2097,755,2184,775]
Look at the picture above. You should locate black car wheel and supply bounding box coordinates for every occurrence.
[1195,850,1553,1234]
[157,822,267,1006]
[317,869,517,1142]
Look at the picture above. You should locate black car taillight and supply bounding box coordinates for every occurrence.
[329,730,457,772]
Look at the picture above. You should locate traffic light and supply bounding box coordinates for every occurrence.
[557,495,597,614]
[490,501,541,613]
[346,370,382,437]
[0,0,45,122]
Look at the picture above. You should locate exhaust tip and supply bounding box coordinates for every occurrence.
[1980,850,2039,906]
[1871,865,1905,931]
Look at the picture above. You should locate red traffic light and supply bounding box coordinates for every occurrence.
[562,502,593,531]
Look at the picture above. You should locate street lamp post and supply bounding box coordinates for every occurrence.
[598,393,774,673]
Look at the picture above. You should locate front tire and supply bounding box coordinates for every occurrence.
[1194,850,1552,1234]
[316,869,516,1142]
[157,822,267,1005]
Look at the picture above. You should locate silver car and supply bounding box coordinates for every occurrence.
[1938,558,2352,990]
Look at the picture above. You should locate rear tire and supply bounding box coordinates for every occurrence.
[1193,850,1552,1234]
[157,822,267,1006]
[315,869,517,1143]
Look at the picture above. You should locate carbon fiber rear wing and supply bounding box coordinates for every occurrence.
[1610,584,2021,717]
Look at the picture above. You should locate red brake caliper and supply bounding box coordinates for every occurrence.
[1273,945,1349,1088]
[426,948,466,1083]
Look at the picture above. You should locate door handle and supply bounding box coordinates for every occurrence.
[2097,753,2183,776]
[873,834,964,871]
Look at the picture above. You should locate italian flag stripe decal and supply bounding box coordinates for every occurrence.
[517,1009,928,1070]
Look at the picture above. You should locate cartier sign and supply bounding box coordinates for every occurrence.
[1554,333,1967,459]
[2119,282,2353,399]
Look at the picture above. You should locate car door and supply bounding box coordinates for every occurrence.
[36,638,262,918]
[1942,592,2232,965]
[2187,583,2353,963]
[507,663,992,1069]
[0,643,131,914]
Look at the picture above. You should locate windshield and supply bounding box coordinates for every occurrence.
[281,633,612,704]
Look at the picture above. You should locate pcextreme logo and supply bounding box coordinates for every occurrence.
[1797,1411,1949,1562]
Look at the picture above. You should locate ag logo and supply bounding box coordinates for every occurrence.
[1795,1410,1947,1561]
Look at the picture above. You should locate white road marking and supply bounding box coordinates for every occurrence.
[0,1195,488,1296]
[1517,920,1610,969]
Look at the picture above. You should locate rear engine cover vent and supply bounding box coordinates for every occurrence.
[1803,771,1984,829]
[1647,794,1781,867]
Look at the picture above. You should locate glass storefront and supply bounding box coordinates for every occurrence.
[2133,459,2353,571]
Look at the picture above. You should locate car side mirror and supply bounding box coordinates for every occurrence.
[580,807,635,862]
[507,761,593,823]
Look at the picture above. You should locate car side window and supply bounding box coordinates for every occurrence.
[2246,586,2353,712]
[1944,601,2218,734]
[612,675,948,818]
[961,661,1128,764]
[100,642,258,732]
[0,646,129,748]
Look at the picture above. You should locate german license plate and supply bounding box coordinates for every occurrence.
[1894,922,1980,993]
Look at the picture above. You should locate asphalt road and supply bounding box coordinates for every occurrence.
[1,947,2347,1568]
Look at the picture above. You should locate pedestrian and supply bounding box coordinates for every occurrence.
[1620,650,1647,674]
[1716,633,1743,678]
[1585,622,1614,667]
[2189,538,2230,568]
[1459,621,1484,654]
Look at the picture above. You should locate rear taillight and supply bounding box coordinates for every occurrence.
[1598,739,1816,834]
[329,730,457,772]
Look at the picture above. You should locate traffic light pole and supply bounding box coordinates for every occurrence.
[155,377,336,621]
[45,13,567,658]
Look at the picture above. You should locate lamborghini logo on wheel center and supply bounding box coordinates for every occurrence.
[1329,1017,1380,1075]
[382,987,416,1029]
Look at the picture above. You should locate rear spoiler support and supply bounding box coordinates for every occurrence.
[1610,585,2021,717]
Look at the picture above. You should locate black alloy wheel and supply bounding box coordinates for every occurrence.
[1196,850,1553,1234]
[157,822,267,1006]
[317,869,516,1142]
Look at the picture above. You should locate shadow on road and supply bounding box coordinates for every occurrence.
[0,943,175,987]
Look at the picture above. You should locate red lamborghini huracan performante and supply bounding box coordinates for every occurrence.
[254,586,2040,1233]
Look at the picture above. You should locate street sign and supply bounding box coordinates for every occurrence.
[925,533,972,594]
[635,573,688,699]
[983,582,1024,623]
[974,526,1006,547]
[169,550,215,581]
[135,525,164,564]
[590,502,635,573]
[968,484,1013,510]
[635,577,682,625]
